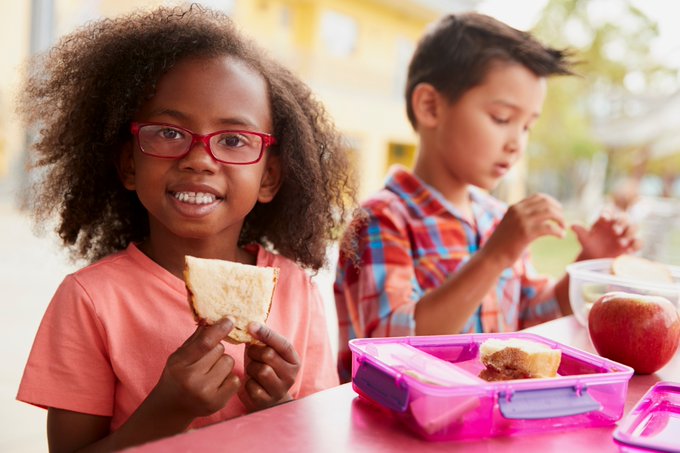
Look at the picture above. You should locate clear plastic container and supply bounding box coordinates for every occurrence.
[349,332,634,441]
[566,258,680,326]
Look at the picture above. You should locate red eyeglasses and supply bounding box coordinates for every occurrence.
[130,122,277,165]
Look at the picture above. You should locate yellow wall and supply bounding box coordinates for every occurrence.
[0,1,31,180]
[0,0,446,198]
[239,0,432,196]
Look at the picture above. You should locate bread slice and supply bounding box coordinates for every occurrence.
[611,255,673,285]
[184,255,279,344]
[479,338,561,381]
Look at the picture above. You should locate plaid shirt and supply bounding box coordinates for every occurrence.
[334,167,561,382]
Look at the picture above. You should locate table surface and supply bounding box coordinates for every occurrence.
[129,316,680,452]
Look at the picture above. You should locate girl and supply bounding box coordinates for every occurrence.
[17,5,355,451]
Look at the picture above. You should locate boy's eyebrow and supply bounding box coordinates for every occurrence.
[490,100,542,118]
[149,108,258,128]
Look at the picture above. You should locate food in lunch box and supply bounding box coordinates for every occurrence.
[184,255,279,344]
[478,338,561,381]
[611,255,673,284]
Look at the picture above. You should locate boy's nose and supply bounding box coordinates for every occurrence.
[505,129,527,154]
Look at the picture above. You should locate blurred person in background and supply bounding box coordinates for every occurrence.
[334,12,641,382]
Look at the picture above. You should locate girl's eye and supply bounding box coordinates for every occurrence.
[159,128,184,140]
[491,115,510,125]
[218,133,249,148]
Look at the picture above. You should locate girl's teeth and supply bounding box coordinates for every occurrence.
[174,192,216,204]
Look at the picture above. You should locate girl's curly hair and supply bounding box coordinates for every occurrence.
[18,5,356,270]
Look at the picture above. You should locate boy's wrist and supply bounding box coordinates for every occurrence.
[476,244,516,272]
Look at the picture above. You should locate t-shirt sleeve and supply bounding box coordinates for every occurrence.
[335,206,418,376]
[17,274,115,416]
[517,253,562,329]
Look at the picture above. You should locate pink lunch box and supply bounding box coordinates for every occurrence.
[349,332,634,441]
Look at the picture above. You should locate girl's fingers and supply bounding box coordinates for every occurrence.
[176,318,234,366]
[207,352,236,378]
[247,323,299,366]
[245,360,286,394]
[244,377,273,405]
[216,373,241,400]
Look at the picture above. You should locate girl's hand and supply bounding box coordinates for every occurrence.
[239,323,300,412]
[483,194,566,268]
[143,319,241,425]
[572,210,641,260]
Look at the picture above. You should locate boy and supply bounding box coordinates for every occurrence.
[334,13,639,382]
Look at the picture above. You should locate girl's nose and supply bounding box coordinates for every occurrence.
[178,140,220,173]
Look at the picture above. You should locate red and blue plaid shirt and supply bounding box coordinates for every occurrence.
[334,167,561,382]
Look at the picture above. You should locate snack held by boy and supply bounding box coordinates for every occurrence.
[334,13,640,382]
[16,5,355,451]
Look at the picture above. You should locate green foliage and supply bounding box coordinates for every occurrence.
[526,0,677,182]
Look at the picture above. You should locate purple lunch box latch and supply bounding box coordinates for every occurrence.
[353,359,410,413]
[499,386,602,419]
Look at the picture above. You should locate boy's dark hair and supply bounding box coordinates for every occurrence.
[405,12,573,128]
[18,5,355,270]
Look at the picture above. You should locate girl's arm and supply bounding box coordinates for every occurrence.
[47,409,109,453]
[47,319,241,452]
[415,194,565,335]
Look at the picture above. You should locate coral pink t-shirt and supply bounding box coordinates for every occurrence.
[17,243,339,431]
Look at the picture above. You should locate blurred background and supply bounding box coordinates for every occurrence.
[2,0,680,451]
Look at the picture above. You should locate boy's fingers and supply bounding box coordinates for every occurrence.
[247,323,299,365]
[570,224,588,242]
[541,220,566,238]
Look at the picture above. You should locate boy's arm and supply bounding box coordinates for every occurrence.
[415,246,507,335]
[416,194,566,335]
[553,274,573,315]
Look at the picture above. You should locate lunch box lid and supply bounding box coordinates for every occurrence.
[613,381,680,453]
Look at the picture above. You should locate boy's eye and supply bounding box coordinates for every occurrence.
[491,115,510,125]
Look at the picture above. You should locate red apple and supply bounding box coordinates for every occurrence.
[588,291,680,374]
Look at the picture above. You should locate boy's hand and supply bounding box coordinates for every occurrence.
[572,210,641,260]
[484,194,566,268]
[238,323,300,412]
[144,319,241,423]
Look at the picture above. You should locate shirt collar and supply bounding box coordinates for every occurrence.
[384,166,506,236]
[385,166,492,222]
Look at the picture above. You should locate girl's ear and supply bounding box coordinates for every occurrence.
[257,153,282,203]
[411,83,442,129]
[117,142,136,190]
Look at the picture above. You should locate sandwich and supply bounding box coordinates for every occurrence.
[478,338,561,381]
[183,255,279,344]
[611,254,673,285]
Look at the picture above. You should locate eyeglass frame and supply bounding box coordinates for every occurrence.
[130,121,278,165]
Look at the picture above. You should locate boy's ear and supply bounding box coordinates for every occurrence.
[257,153,282,203]
[117,142,136,190]
[411,83,441,129]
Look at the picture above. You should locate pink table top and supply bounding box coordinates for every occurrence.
[129,316,680,452]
